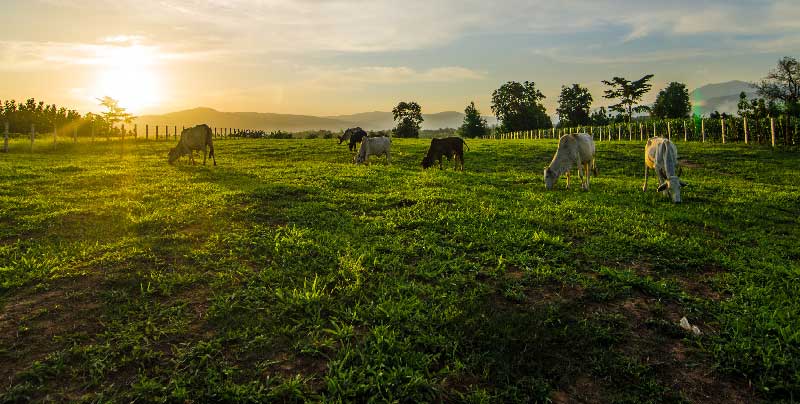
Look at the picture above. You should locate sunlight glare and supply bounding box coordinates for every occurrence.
[91,45,162,114]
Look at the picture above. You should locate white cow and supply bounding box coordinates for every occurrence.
[643,137,686,203]
[355,136,391,165]
[544,133,597,190]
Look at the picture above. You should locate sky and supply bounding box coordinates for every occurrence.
[1,0,798,116]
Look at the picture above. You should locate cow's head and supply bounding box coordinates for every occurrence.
[421,155,434,169]
[657,176,687,203]
[544,167,557,190]
[168,147,180,164]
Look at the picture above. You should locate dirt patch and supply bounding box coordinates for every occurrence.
[0,274,106,386]
[680,159,703,169]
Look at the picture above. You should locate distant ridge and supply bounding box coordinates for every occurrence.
[690,80,758,116]
[135,107,497,132]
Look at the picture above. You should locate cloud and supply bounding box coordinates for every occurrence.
[296,65,486,89]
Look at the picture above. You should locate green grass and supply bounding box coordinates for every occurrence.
[1,138,798,403]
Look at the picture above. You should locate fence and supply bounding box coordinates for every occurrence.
[1,123,251,152]
[487,116,799,148]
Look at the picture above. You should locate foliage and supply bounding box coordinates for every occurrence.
[556,84,593,127]
[392,101,424,138]
[459,101,488,138]
[589,107,612,126]
[755,56,800,117]
[601,75,655,123]
[491,81,552,132]
[651,82,691,119]
[97,96,135,128]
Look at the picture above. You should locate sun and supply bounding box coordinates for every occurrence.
[91,44,162,114]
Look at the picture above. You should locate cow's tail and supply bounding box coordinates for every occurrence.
[461,138,470,151]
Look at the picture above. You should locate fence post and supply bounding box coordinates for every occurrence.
[743,117,748,144]
[156,125,159,140]
[30,124,35,152]
[617,125,621,141]
[174,125,177,140]
[721,118,726,144]
[653,122,656,137]
[73,126,77,143]
[145,124,149,140]
[166,125,169,140]
[667,121,671,140]
[627,123,631,141]
[701,119,705,143]
[683,120,687,142]
[3,122,8,153]
[770,117,775,147]
[639,123,643,141]
[121,124,125,143]
[134,124,137,140]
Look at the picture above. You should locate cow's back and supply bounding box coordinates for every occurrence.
[180,125,212,149]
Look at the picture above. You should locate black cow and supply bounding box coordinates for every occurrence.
[338,127,368,152]
[421,137,469,171]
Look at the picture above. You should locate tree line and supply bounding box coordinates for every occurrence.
[390,56,798,139]
[0,96,134,137]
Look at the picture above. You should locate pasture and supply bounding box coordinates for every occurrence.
[0,138,798,402]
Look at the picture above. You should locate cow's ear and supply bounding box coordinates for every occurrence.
[657,183,668,192]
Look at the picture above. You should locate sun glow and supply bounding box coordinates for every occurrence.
[91,44,162,114]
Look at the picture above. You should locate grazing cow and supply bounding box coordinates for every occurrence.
[338,127,368,152]
[544,133,597,190]
[421,137,469,171]
[355,136,391,165]
[168,124,216,166]
[643,137,686,203]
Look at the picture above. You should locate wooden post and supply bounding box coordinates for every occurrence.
[721,118,726,144]
[770,117,776,147]
[30,124,35,152]
[214,127,217,138]
[701,119,705,143]
[617,125,621,141]
[166,125,169,140]
[3,122,8,153]
[653,122,656,137]
[744,117,748,144]
[156,125,159,140]
[667,121,671,140]
[146,124,149,140]
[683,120,687,142]
[134,124,137,140]
[628,123,631,141]
[121,124,125,143]
[174,125,177,140]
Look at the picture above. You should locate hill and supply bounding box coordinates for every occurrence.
[690,80,758,116]
[135,108,497,132]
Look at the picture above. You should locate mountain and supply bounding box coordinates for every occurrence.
[135,107,497,132]
[690,80,758,116]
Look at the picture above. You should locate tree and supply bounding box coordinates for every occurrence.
[755,56,800,117]
[459,101,488,138]
[556,84,593,127]
[97,96,135,131]
[392,101,423,138]
[651,82,691,119]
[590,107,611,126]
[490,81,552,132]
[601,74,654,123]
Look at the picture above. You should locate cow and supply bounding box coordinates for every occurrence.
[421,137,469,171]
[168,124,216,166]
[643,137,686,203]
[355,136,391,165]
[338,127,368,152]
[544,133,597,191]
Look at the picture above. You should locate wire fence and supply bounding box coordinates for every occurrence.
[487,116,799,148]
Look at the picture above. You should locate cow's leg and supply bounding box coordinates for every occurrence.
[583,162,590,190]
[457,151,464,171]
[642,165,649,192]
[386,150,391,165]
[190,151,196,165]
[203,145,207,165]
[577,159,585,190]
[439,156,443,170]
[565,170,571,189]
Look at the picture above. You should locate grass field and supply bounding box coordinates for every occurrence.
[1,138,798,403]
